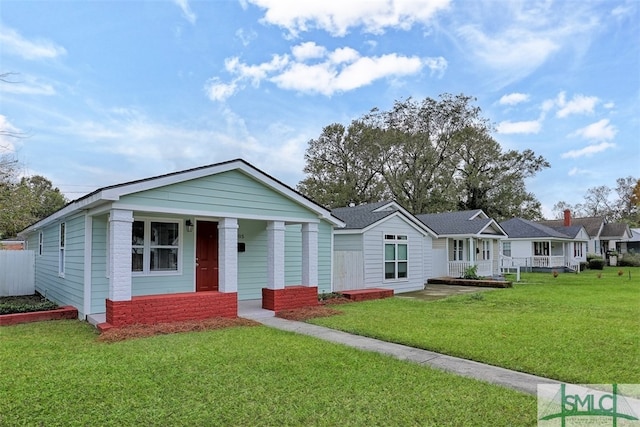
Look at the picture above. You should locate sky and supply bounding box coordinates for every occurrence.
[1,0,638,219]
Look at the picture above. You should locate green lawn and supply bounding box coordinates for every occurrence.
[311,267,640,384]
[1,320,534,426]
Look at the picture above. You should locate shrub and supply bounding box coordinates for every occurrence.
[619,253,640,267]
[588,259,605,270]
[586,253,601,262]
[463,265,479,279]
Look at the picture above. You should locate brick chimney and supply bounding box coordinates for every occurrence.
[563,209,571,227]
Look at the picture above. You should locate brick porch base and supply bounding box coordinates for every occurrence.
[262,286,318,312]
[100,291,237,331]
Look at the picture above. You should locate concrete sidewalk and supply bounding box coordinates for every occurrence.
[254,316,561,396]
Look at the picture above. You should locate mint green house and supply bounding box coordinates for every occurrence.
[19,159,343,329]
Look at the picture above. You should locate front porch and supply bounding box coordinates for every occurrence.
[500,256,580,271]
[447,260,499,278]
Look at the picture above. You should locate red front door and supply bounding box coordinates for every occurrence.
[196,221,219,292]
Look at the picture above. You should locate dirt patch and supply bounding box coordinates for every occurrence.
[277,305,344,321]
[97,317,260,343]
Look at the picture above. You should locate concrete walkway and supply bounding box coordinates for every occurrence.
[252,315,561,396]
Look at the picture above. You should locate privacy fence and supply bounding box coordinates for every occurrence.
[0,250,35,296]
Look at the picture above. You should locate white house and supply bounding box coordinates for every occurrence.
[331,201,437,294]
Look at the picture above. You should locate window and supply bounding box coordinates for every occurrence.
[131,219,180,274]
[573,242,583,258]
[482,240,491,260]
[38,232,43,256]
[534,241,549,256]
[59,223,65,276]
[384,234,408,280]
[502,241,511,257]
[453,239,464,261]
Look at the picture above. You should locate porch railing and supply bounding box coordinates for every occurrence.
[501,256,581,272]
[448,260,494,278]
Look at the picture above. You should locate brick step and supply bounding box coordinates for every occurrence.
[340,288,394,302]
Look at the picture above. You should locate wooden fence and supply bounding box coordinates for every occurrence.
[0,250,35,296]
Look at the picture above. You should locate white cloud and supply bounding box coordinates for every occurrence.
[603,101,615,109]
[204,78,238,102]
[561,142,616,159]
[457,25,559,79]
[570,119,617,141]
[246,0,450,37]
[556,93,599,118]
[496,120,541,134]
[173,0,197,24]
[499,93,530,106]
[292,42,328,61]
[568,167,590,176]
[235,28,257,46]
[0,26,66,60]
[207,44,439,99]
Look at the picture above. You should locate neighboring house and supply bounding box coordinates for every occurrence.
[618,228,640,255]
[331,201,437,294]
[499,216,589,272]
[415,210,507,278]
[18,159,344,328]
[539,210,632,257]
[0,238,25,250]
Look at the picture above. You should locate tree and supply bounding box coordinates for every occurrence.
[0,175,67,238]
[453,126,549,220]
[552,176,639,226]
[298,94,549,217]
[297,121,388,208]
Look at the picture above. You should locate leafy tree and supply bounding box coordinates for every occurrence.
[298,94,549,218]
[297,121,388,208]
[454,126,549,220]
[0,175,67,238]
[552,176,639,226]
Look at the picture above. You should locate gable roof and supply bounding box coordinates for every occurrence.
[415,210,507,237]
[20,159,344,235]
[500,218,582,239]
[332,201,436,236]
[600,222,632,239]
[539,216,604,237]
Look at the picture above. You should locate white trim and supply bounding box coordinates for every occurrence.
[131,216,183,277]
[20,160,344,235]
[110,203,324,225]
[83,215,92,318]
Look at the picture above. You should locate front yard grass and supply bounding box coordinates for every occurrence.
[311,267,640,384]
[0,320,535,426]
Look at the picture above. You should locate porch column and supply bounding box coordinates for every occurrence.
[108,209,133,301]
[468,238,476,266]
[302,223,318,287]
[267,221,285,290]
[218,218,238,293]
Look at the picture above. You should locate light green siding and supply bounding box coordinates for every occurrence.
[33,214,85,316]
[118,170,319,221]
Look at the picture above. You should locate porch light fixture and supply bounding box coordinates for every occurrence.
[185,219,193,232]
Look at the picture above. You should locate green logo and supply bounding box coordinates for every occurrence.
[538,384,639,426]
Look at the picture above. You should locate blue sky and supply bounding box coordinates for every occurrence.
[1,0,638,218]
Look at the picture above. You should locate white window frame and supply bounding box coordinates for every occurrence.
[453,239,464,261]
[482,240,491,260]
[502,241,511,257]
[384,234,408,281]
[58,222,66,277]
[573,242,583,258]
[534,241,549,256]
[38,231,43,256]
[131,217,182,276]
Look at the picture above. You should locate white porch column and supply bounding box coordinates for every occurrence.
[267,221,286,290]
[108,209,133,301]
[302,223,318,287]
[218,218,238,293]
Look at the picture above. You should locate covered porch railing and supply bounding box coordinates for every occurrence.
[501,256,581,271]
[448,260,495,278]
